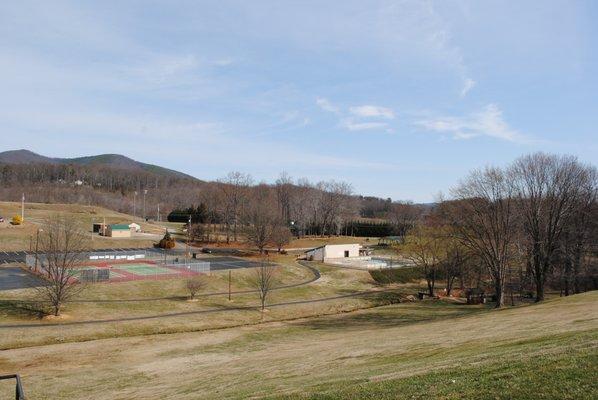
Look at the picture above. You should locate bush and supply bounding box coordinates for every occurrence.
[11,215,23,225]
[186,275,206,299]
[155,231,176,249]
[369,266,424,284]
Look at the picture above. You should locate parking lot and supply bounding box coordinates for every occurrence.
[0,266,46,291]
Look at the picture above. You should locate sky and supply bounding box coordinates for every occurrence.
[0,0,596,202]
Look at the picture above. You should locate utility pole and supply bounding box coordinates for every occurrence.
[143,189,148,221]
[157,204,160,222]
[34,228,42,273]
[228,270,232,301]
[186,214,191,266]
[133,191,137,217]
[21,193,25,221]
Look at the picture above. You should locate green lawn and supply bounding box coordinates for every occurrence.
[271,334,597,400]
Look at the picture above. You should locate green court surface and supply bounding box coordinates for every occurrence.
[113,263,174,276]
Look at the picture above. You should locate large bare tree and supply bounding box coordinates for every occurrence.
[448,167,516,308]
[511,153,595,301]
[219,171,252,243]
[246,185,276,254]
[35,215,89,316]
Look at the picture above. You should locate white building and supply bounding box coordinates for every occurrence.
[129,223,141,233]
[305,244,360,262]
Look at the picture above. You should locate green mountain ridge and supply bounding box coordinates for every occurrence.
[0,149,198,181]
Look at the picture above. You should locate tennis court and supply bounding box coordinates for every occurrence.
[115,263,174,276]
[72,259,211,283]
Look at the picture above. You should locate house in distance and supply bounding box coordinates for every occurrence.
[305,244,360,262]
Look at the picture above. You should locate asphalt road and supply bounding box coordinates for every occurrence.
[0,266,46,291]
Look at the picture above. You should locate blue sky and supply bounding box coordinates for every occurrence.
[1,0,596,202]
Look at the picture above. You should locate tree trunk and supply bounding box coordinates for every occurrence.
[494,280,505,308]
[563,259,572,296]
[535,271,545,302]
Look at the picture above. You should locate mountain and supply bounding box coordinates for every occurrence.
[0,149,198,181]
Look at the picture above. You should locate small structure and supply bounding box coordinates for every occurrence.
[305,244,360,262]
[106,224,132,238]
[465,288,486,305]
[129,222,141,233]
[92,223,107,235]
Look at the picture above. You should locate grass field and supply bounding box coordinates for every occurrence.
[0,201,179,251]
[0,290,595,399]
[0,259,398,349]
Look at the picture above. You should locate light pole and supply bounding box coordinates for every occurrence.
[21,193,25,222]
[186,214,191,266]
[228,270,232,301]
[143,189,148,221]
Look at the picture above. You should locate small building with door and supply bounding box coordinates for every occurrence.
[106,224,132,238]
[93,223,107,235]
[305,244,360,262]
[129,222,141,233]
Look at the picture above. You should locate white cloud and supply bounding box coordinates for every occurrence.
[341,118,389,132]
[416,104,527,143]
[316,97,340,114]
[349,105,395,119]
[460,78,476,97]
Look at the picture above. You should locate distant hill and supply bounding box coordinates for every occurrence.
[0,149,197,181]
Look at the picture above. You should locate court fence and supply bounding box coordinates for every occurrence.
[25,249,211,283]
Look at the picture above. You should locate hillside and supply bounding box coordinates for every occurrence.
[0,149,197,180]
[0,201,175,250]
[0,291,595,399]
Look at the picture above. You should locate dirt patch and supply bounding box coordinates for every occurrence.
[42,313,72,321]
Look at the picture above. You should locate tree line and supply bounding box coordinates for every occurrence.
[400,153,596,307]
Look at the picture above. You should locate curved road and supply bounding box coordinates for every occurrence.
[0,287,396,329]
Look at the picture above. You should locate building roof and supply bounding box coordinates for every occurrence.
[110,224,131,230]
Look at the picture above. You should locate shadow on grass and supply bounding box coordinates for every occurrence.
[293,291,486,332]
[0,299,48,319]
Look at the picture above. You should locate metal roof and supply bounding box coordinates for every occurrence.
[110,224,131,230]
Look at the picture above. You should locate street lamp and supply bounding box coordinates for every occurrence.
[143,189,148,221]
[34,228,43,273]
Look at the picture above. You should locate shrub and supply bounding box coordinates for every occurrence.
[370,266,425,284]
[11,215,23,225]
[155,230,176,249]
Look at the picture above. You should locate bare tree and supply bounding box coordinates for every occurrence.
[186,275,206,300]
[511,153,595,301]
[275,172,293,223]
[317,180,353,236]
[271,223,292,253]
[246,185,276,254]
[448,167,516,308]
[219,171,252,243]
[250,259,278,316]
[401,224,443,297]
[35,215,89,316]
[388,201,422,238]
